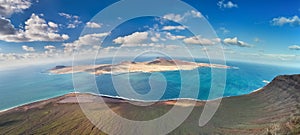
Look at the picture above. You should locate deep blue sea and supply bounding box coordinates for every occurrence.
[0,58,299,111]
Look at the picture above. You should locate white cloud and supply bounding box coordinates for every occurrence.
[190,10,203,18]
[0,51,76,70]
[162,10,203,22]
[44,45,56,53]
[59,12,82,29]
[162,25,187,31]
[0,14,69,42]
[217,0,238,9]
[165,32,185,40]
[0,53,22,60]
[86,22,102,28]
[64,33,109,47]
[22,45,35,52]
[271,16,300,26]
[150,33,161,42]
[223,37,251,47]
[0,0,32,17]
[163,13,184,22]
[165,45,182,50]
[288,45,300,50]
[48,22,58,28]
[113,32,148,44]
[183,35,220,45]
[44,45,56,50]
[58,13,72,19]
[66,24,76,29]
[63,32,110,53]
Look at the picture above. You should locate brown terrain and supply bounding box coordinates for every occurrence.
[49,58,230,75]
[0,74,299,134]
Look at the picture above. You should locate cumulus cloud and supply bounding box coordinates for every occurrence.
[165,32,185,40]
[162,25,187,31]
[165,45,182,50]
[78,33,109,45]
[86,22,102,28]
[44,45,56,50]
[223,37,251,47]
[63,32,110,53]
[0,0,32,17]
[22,45,35,52]
[48,22,58,28]
[59,12,82,28]
[150,33,161,42]
[288,45,300,50]
[113,32,148,44]
[44,45,56,53]
[163,13,184,22]
[271,16,300,26]
[0,14,69,42]
[183,35,220,45]
[162,10,203,22]
[217,0,238,9]
[58,13,72,19]
[0,17,16,35]
[0,53,23,61]
[190,10,203,18]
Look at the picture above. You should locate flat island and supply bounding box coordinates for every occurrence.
[49,58,231,75]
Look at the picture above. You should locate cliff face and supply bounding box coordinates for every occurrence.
[215,74,300,134]
[0,74,299,134]
[256,74,300,133]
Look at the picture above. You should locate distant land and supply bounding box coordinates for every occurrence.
[0,74,299,134]
[49,57,231,75]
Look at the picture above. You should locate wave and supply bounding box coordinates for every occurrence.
[262,80,270,84]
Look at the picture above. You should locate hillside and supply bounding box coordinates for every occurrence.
[0,74,299,134]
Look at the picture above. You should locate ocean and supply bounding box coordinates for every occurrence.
[0,58,299,111]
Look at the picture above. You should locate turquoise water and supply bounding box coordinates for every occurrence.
[0,59,299,110]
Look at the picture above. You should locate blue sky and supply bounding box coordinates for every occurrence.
[0,0,299,68]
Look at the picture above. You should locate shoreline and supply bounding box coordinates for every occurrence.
[1,74,299,134]
[49,58,232,75]
[0,86,265,113]
[0,92,73,113]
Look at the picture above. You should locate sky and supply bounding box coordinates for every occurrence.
[0,0,299,69]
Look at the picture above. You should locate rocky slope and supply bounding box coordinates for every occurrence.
[0,74,299,134]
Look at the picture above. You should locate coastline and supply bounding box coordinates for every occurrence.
[0,91,72,113]
[1,74,299,134]
[0,86,266,113]
[49,58,231,75]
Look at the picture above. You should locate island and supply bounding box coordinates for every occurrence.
[49,58,231,75]
[0,74,299,134]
